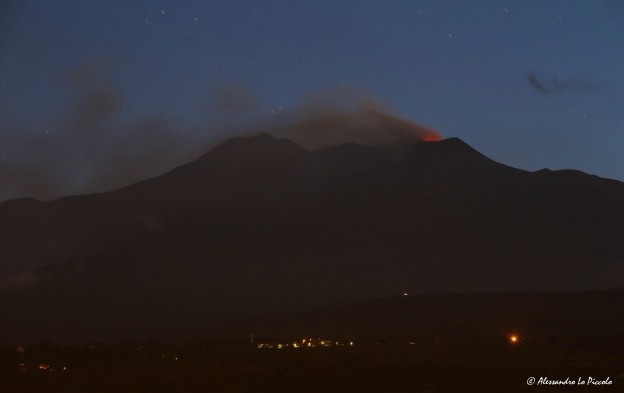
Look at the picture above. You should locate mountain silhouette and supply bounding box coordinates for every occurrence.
[1,133,623,343]
[236,289,624,339]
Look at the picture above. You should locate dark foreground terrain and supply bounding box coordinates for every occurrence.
[1,337,622,393]
[3,136,624,346]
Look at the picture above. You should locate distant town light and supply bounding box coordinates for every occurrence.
[403,292,409,296]
[509,334,520,344]
[257,338,355,350]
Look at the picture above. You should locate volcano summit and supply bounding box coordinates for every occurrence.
[1,134,623,342]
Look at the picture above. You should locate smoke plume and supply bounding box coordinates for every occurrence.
[0,76,441,202]
[247,88,442,150]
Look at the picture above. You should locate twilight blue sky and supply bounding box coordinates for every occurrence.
[1,0,623,200]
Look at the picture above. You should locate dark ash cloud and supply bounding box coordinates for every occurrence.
[0,64,211,202]
[0,77,442,202]
[526,70,606,95]
[239,88,442,151]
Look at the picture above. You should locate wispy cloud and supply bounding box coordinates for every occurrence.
[526,70,605,95]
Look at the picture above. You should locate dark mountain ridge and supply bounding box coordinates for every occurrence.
[1,134,623,343]
[238,289,624,339]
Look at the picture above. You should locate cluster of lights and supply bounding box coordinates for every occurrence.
[257,338,355,349]
[14,346,68,373]
[18,363,67,372]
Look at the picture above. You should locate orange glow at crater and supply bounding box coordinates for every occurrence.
[419,127,443,142]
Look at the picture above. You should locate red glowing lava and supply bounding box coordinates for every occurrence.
[419,127,443,142]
